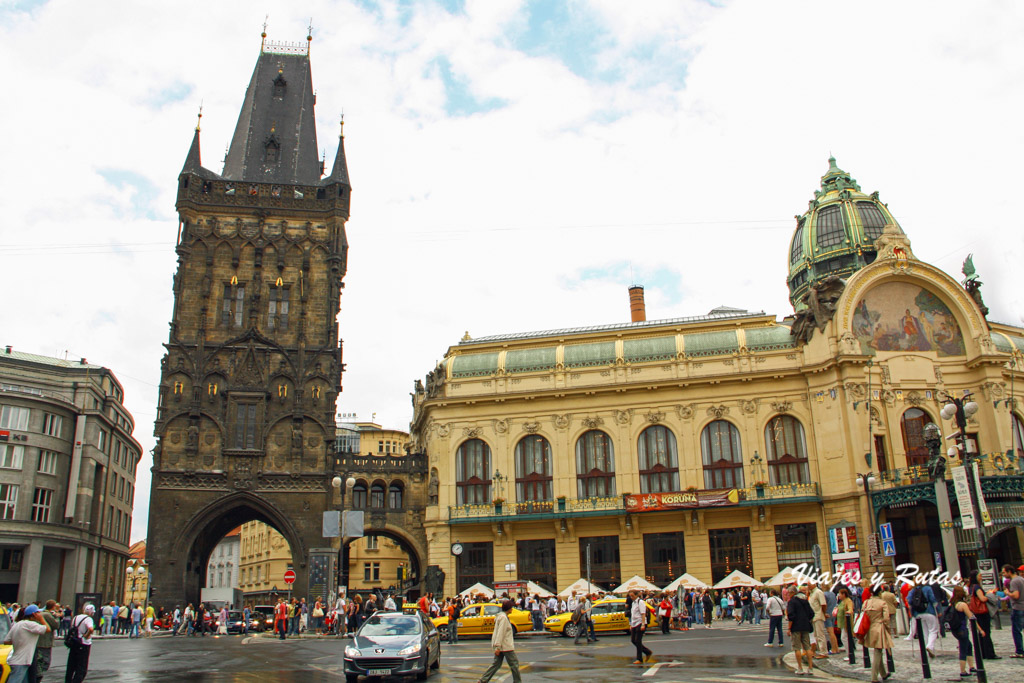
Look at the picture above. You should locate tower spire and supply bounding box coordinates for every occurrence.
[323,113,350,186]
[261,15,268,52]
[181,106,203,175]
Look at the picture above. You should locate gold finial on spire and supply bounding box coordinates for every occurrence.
[307,17,313,54]
[195,101,203,132]
[261,15,268,51]
[339,112,345,138]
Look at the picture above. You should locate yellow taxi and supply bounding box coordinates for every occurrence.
[544,597,657,638]
[401,602,420,615]
[0,604,11,683]
[432,601,533,637]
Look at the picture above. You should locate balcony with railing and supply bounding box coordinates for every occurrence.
[739,482,821,503]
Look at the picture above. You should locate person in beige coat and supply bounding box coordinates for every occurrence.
[477,600,522,683]
[860,595,893,682]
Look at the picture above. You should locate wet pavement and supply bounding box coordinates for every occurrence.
[42,622,806,681]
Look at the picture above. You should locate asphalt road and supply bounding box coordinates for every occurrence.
[42,623,803,682]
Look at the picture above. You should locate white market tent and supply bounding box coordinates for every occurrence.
[663,573,709,591]
[493,580,555,598]
[613,575,663,593]
[764,567,804,587]
[558,578,606,597]
[712,570,762,589]
[459,582,495,599]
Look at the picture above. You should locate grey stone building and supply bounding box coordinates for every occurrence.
[0,346,142,605]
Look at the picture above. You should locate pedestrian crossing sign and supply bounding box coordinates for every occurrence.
[882,539,896,557]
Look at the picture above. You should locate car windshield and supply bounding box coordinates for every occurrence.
[359,615,422,637]
[228,611,243,620]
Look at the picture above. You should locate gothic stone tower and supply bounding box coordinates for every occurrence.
[147,36,350,608]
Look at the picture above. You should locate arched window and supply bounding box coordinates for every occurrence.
[456,439,491,505]
[764,415,810,484]
[701,420,744,489]
[1013,413,1024,459]
[790,221,804,264]
[388,481,404,509]
[576,430,615,498]
[638,425,679,493]
[856,201,887,239]
[515,435,552,502]
[370,481,386,509]
[351,480,368,508]
[816,205,847,248]
[900,408,932,468]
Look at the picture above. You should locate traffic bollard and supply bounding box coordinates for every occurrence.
[916,616,931,679]
[847,614,855,665]
[969,619,987,683]
[863,638,871,669]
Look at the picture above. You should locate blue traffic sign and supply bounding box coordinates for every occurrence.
[879,523,893,540]
[882,539,896,557]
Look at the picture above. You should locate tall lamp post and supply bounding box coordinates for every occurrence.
[924,422,959,576]
[854,471,879,570]
[332,476,356,597]
[937,391,988,563]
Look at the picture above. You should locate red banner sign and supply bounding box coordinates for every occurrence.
[625,489,740,512]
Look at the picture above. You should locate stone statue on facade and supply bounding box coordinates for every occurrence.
[962,254,989,317]
[428,468,439,505]
[790,275,846,343]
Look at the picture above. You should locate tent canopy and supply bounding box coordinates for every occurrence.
[558,578,606,597]
[613,575,662,594]
[459,582,494,599]
[764,567,803,587]
[493,580,554,598]
[664,573,709,591]
[712,570,761,589]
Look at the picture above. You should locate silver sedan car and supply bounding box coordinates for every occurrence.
[344,610,441,681]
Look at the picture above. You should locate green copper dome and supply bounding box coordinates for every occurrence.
[787,157,902,308]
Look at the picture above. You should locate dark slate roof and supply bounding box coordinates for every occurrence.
[222,51,321,185]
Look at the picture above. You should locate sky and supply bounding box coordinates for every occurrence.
[1,0,1023,544]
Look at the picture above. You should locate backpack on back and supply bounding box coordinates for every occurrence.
[64,615,86,649]
[909,587,927,613]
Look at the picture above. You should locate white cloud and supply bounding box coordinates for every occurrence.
[1,0,1021,546]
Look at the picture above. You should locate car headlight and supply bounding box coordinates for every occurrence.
[398,642,422,656]
[344,646,362,657]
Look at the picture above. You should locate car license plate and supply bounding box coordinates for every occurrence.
[368,669,391,676]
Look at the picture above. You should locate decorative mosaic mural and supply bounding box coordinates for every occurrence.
[852,282,965,356]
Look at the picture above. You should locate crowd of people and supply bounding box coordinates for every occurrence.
[2,601,96,683]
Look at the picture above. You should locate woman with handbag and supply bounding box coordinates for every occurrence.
[312,599,325,634]
[858,593,892,682]
[947,586,980,677]
[967,570,998,660]
[835,587,855,652]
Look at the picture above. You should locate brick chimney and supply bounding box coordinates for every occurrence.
[628,285,646,322]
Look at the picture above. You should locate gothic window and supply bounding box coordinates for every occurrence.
[575,430,616,498]
[222,283,246,327]
[900,408,933,468]
[790,221,804,264]
[856,202,887,239]
[701,420,744,489]
[388,481,404,509]
[273,73,287,98]
[815,205,847,249]
[515,435,552,502]
[234,403,258,450]
[764,415,810,484]
[456,439,491,505]
[267,285,290,330]
[265,139,280,164]
[638,425,679,493]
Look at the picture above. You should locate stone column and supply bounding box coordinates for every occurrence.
[17,538,44,603]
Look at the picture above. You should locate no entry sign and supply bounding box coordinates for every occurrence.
[284,569,296,585]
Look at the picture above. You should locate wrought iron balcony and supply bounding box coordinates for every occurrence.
[739,482,820,503]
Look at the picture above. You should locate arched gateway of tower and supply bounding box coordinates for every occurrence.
[146,37,428,608]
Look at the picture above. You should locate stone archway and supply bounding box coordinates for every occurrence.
[340,519,429,599]
[169,491,310,609]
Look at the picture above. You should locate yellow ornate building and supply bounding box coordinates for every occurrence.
[410,158,1024,594]
[123,540,148,607]
[238,521,292,604]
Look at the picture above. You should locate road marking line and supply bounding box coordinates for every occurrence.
[642,662,665,677]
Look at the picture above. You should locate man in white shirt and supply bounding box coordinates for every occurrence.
[806,580,829,659]
[383,594,397,611]
[64,603,95,683]
[100,602,114,636]
[567,593,578,613]
[4,604,51,683]
[477,600,521,683]
[546,595,558,616]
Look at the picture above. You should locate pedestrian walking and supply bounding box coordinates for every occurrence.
[658,594,672,634]
[100,603,114,636]
[274,598,287,640]
[702,590,714,628]
[476,600,521,683]
[446,599,459,644]
[130,604,142,638]
[145,603,155,637]
[628,590,653,664]
[859,591,893,682]
[807,580,829,658]
[966,570,998,660]
[764,589,785,648]
[4,604,51,683]
[834,587,854,652]
[787,585,814,675]
[1001,564,1024,657]
[34,600,60,682]
[906,580,939,657]
[64,603,95,683]
[944,586,978,677]
[218,605,229,635]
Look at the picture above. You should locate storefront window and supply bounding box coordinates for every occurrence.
[708,527,752,584]
[517,539,557,592]
[643,532,685,585]
[457,541,493,594]
[579,535,620,589]
[775,523,816,571]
